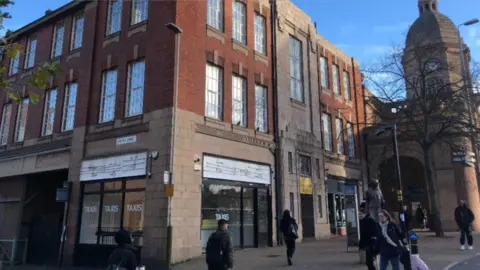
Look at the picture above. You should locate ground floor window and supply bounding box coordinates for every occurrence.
[79,178,145,246]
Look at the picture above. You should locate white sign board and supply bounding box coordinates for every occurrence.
[203,155,271,185]
[80,152,148,181]
[116,135,137,145]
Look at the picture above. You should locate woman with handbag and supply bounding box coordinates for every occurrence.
[376,210,405,270]
[280,210,298,266]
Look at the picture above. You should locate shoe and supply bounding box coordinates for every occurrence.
[288,257,292,266]
[461,245,466,250]
[468,246,474,250]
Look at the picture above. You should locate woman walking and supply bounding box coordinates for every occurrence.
[107,230,138,270]
[376,210,405,270]
[280,210,298,266]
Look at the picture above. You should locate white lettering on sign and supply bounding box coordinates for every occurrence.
[116,136,137,146]
[104,205,120,212]
[127,204,143,212]
[84,206,97,213]
[215,213,230,220]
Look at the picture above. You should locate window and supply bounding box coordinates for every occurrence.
[79,179,146,245]
[289,192,295,219]
[320,56,329,88]
[62,82,78,131]
[14,98,28,142]
[287,152,293,174]
[106,0,123,35]
[255,85,267,132]
[254,14,266,55]
[24,36,37,69]
[335,118,344,154]
[232,1,246,44]
[8,51,19,75]
[299,155,311,176]
[205,64,223,120]
[51,22,65,58]
[0,104,12,145]
[42,89,57,136]
[232,75,246,127]
[347,122,355,158]
[322,113,332,151]
[207,0,223,31]
[126,60,145,117]
[131,0,148,25]
[316,158,320,178]
[71,12,84,50]
[318,195,323,217]
[332,64,340,95]
[289,37,303,101]
[343,71,351,101]
[99,70,117,123]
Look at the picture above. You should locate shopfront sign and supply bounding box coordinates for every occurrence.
[299,177,313,195]
[203,155,271,185]
[80,152,148,181]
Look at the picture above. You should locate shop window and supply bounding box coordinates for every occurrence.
[299,155,311,176]
[100,193,123,245]
[79,194,101,244]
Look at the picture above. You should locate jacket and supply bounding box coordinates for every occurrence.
[359,214,377,249]
[107,244,138,270]
[455,205,475,228]
[376,222,404,258]
[280,217,298,240]
[206,229,234,269]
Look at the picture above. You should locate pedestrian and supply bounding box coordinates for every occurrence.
[107,230,138,270]
[366,180,385,222]
[415,204,425,231]
[280,209,298,266]
[454,200,475,250]
[359,202,378,270]
[205,219,234,270]
[402,205,411,236]
[376,210,405,270]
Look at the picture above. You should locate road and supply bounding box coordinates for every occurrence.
[447,253,480,270]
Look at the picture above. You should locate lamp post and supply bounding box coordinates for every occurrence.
[376,122,412,270]
[165,22,182,270]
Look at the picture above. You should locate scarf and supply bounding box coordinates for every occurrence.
[380,221,397,247]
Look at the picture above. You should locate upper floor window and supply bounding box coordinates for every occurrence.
[71,12,84,50]
[42,89,57,136]
[51,22,65,58]
[131,0,148,25]
[232,75,246,127]
[232,1,246,44]
[322,113,332,152]
[8,51,19,75]
[343,70,351,101]
[205,64,223,120]
[332,64,340,95]
[126,60,145,117]
[346,122,355,158]
[106,0,123,35]
[299,155,311,176]
[255,85,267,132]
[62,82,78,131]
[24,36,37,69]
[254,14,266,55]
[99,69,118,123]
[0,104,12,145]
[207,0,223,31]
[335,118,344,154]
[289,37,303,102]
[14,98,29,142]
[320,56,329,88]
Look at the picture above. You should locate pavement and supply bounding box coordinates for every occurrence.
[445,251,480,270]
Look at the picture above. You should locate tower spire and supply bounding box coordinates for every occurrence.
[418,0,438,15]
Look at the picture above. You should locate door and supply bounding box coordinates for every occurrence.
[328,193,336,234]
[26,213,62,265]
[256,188,269,247]
[300,194,315,238]
[242,187,255,248]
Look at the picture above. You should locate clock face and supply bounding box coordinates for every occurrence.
[426,59,441,72]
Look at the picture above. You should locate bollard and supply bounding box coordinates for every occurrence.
[410,235,419,255]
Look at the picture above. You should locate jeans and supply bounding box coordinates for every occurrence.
[379,255,400,270]
[460,226,473,246]
[285,239,296,258]
[365,247,377,270]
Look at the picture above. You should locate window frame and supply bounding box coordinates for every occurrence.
[343,70,351,101]
[232,74,246,127]
[287,151,293,174]
[254,13,266,55]
[320,56,329,88]
[207,0,224,31]
[0,104,12,145]
[131,0,149,25]
[24,35,37,69]
[71,11,84,51]
[106,0,123,36]
[232,0,246,44]
[205,63,223,120]
[335,118,344,155]
[62,82,78,132]
[8,51,19,75]
[254,84,268,132]
[125,60,145,118]
[14,98,29,142]
[42,88,58,136]
[99,69,118,123]
[322,113,333,152]
[346,122,355,158]
[332,64,340,95]
[299,154,312,177]
[289,37,303,102]
[51,21,65,58]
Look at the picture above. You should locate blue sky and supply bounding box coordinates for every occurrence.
[3,0,480,68]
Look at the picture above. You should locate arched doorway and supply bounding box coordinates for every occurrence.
[378,156,430,228]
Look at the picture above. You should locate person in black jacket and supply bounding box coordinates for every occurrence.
[280,210,298,266]
[454,200,475,250]
[107,230,138,270]
[206,219,234,270]
[359,202,378,270]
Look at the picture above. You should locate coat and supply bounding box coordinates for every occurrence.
[359,214,378,249]
[376,222,404,258]
[280,217,298,240]
[205,229,234,269]
[455,205,475,229]
[107,243,138,270]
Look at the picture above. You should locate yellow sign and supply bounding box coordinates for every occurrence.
[165,184,174,197]
[300,177,313,195]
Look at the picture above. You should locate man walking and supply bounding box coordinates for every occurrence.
[206,219,234,270]
[454,200,475,250]
[359,202,378,270]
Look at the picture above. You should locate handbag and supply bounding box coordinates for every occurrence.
[287,223,299,239]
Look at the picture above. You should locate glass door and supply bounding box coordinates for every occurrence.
[328,193,336,234]
[256,188,269,247]
[242,187,255,248]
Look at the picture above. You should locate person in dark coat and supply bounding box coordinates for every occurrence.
[376,210,404,270]
[416,204,426,231]
[205,219,234,270]
[280,209,298,266]
[359,202,378,270]
[454,200,475,250]
[107,230,138,270]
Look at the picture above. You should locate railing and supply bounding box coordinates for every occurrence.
[0,238,28,265]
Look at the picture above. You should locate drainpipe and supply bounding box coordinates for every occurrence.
[351,57,365,195]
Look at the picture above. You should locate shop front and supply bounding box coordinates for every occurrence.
[326,175,359,236]
[200,154,272,250]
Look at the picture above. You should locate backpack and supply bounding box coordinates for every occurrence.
[205,232,224,265]
[288,222,299,239]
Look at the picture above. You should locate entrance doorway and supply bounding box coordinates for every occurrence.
[300,194,315,238]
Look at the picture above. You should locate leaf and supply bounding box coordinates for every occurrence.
[5,43,22,58]
[8,91,20,104]
[29,92,39,104]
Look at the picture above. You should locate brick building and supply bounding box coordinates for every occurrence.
[0,0,274,268]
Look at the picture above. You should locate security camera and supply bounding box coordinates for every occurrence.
[150,151,159,160]
[193,155,201,162]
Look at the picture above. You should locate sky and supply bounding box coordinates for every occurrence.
[2,0,480,69]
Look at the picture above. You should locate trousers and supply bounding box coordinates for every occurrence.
[460,226,473,246]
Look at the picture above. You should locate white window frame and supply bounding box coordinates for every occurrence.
[347,122,355,158]
[207,0,224,31]
[343,70,351,101]
[125,60,145,117]
[0,104,12,145]
[254,13,266,55]
[232,0,246,44]
[205,64,223,120]
[320,56,328,88]
[131,0,148,25]
[289,37,303,102]
[62,82,78,131]
[8,51,19,75]
[255,84,267,132]
[232,75,246,127]
[14,98,29,142]
[335,118,344,154]
[51,22,65,58]
[42,89,57,136]
[99,70,118,123]
[332,64,340,95]
[106,0,123,36]
[71,12,84,51]
[24,36,37,69]
[322,113,332,152]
